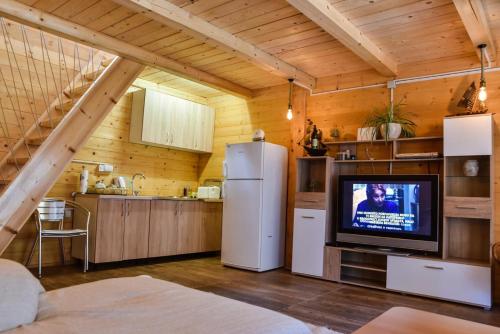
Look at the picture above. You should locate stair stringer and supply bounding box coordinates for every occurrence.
[0,57,145,254]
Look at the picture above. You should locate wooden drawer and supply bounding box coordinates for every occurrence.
[295,192,326,209]
[387,256,491,307]
[444,197,491,219]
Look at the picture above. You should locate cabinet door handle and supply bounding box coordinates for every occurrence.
[455,206,476,210]
[301,216,316,219]
[303,200,319,203]
[424,265,444,270]
[127,202,130,216]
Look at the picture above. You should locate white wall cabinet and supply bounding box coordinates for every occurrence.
[443,114,493,156]
[130,89,215,153]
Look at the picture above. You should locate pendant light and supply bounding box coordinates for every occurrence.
[478,44,487,102]
[286,78,294,120]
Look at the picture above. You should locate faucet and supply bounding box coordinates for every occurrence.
[131,173,145,196]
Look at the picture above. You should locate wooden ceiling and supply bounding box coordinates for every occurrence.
[4,0,500,96]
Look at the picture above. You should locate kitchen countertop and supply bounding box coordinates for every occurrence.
[76,193,223,203]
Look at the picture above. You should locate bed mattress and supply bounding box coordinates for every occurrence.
[5,276,336,334]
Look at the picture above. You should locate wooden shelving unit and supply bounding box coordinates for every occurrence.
[442,114,495,268]
[321,136,443,175]
[294,119,493,308]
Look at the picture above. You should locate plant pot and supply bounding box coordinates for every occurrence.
[357,127,377,141]
[380,123,402,140]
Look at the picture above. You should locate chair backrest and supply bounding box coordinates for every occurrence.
[37,199,66,221]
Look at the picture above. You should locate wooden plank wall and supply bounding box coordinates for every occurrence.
[3,92,201,266]
[198,85,290,181]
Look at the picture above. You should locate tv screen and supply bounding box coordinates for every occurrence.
[337,175,439,252]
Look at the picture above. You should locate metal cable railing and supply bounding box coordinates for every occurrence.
[0,18,112,187]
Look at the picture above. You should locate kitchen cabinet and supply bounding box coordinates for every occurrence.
[72,195,223,263]
[149,200,178,257]
[130,88,215,153]
[95,199,124,263]
[177,201,203,254]
[201,202,223,252]
[123,200,150,260]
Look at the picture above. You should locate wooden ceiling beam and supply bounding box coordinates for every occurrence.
[287,0,397,77]
[453,0,496,63]
[0,0,253,98]
[114,0,317,90]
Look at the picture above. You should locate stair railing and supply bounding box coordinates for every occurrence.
[0,18,112,185]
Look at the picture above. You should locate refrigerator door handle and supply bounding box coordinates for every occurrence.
[223,160,228,178]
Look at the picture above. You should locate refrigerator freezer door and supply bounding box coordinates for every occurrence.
[222,179,262,270]
[225,142,264,179]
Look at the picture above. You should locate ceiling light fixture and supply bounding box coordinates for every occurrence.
[287,78,294,121]
[478,44,487,102]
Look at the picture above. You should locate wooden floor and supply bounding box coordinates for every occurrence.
[37,255,500,334]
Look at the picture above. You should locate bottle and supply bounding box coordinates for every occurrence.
[80,166,88,194]
[311,125,319,149]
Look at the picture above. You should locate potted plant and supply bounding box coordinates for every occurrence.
[363,101,416,141]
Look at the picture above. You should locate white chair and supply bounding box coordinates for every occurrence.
[26,198,90,277]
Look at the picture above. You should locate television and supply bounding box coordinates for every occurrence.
[337,175,439,252]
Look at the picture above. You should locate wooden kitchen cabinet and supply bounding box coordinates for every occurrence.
[123,200,150,260]
[130,88,215,153]
[149,200,178,257]
[94,199,125,263]
[73,195,223,264]
[177,201,203,254]
[201,202,223,252]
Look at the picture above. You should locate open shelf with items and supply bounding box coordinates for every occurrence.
[445,155,490,197]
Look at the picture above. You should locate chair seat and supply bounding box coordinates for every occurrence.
[41,229,87,237]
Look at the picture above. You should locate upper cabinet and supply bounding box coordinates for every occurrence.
[130,89,215,153]
[443,114,493,156]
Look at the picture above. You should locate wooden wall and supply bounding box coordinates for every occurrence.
[3,92,201,266]
[198,85,290,181]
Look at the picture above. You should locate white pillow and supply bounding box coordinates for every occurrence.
[0,259,45,331]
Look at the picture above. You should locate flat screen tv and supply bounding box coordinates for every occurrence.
[337,175,439,252]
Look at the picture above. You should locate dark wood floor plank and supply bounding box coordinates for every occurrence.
[35,255,500,334]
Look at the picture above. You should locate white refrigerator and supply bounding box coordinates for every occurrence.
[221,142,288,272]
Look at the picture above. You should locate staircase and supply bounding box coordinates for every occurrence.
[0,20,145,254]
[0,56,113,193]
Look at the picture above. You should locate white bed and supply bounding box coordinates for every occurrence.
[1,260,338,334]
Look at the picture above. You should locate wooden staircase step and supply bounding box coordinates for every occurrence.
[54,100,74,113]
[101,58,113,67]
[63,83,92,99]
[7,156,30,165]
[39,111,66,128]
[25,134,49,146]
[83,69,103,81]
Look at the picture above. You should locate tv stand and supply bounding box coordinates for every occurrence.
[323,246,491,308]
[352,246,412,257]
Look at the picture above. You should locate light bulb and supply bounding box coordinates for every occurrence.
[286,108,293,120]
[478,86,487,102]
